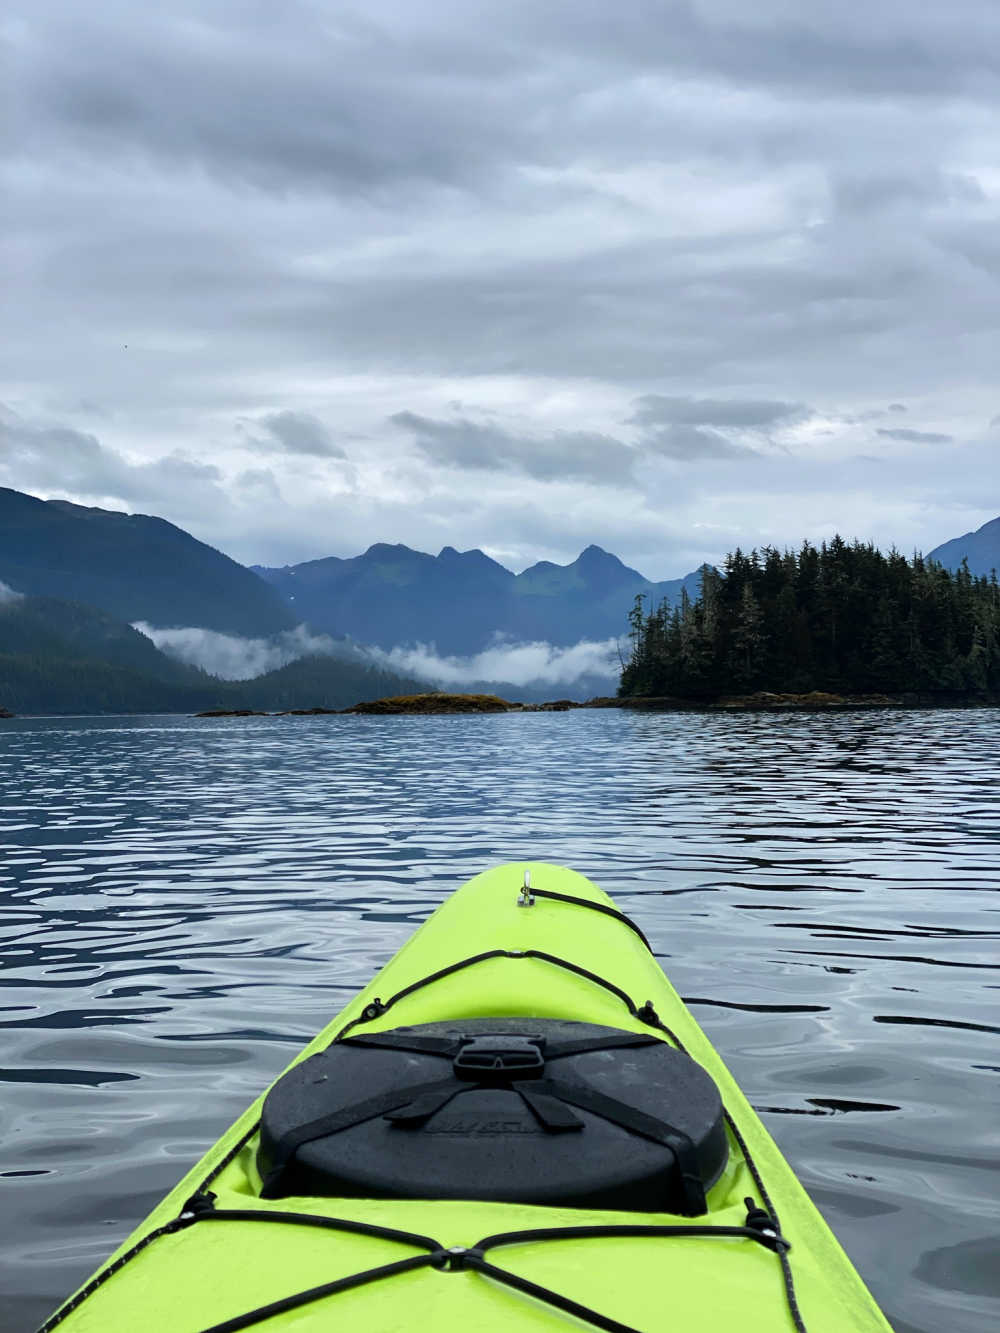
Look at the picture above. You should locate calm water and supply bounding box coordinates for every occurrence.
[1,709,998,1333]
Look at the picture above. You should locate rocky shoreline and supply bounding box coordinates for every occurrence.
[195,689,1000,717]
[5,691,996,721]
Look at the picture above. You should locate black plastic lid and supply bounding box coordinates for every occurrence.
[259,1018,727,1212]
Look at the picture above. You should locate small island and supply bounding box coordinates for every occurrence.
[186,539,999,719]
[619,539,1000,707]
[195,708,270,717]
[346,692,513,714]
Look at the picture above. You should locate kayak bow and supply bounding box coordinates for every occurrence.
[40,863,892,1333]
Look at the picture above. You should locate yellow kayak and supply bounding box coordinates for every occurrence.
[39,863,892,1333]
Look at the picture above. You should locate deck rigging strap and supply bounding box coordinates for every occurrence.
[39,1195,796,1333]
[341,1028,664,1061]
[332,947,652,1043]
[524,887,653,952]
[92,1200,789,1333]
[205,951,804,1329]
[632,1002,807,1333]
[39,950,807,1333]
[182,1202,794,1333]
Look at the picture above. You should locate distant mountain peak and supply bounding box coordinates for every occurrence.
[575,544,628,569]
[568,544,646,586]
[0,485,294,636]
[437,545,513,575]
[257,531,705,655]
[364,541,421,557]
[926,513,1000,578]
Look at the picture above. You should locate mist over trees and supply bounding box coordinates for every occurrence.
[619,538,1000,700]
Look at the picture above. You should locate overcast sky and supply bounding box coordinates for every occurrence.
[4,0,999,578]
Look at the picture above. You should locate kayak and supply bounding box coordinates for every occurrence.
[40,863,891,1333]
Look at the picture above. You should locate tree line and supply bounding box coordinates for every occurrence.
[0,650,423,716]
[619,538,1000,699]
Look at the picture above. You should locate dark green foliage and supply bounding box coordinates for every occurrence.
[0,593,223,712]
[0,649,425,716]
[620,540,1000,700]
[237,655,426,711]
[0,597,426,715]
[0,594,212,684]
[0,653,228,715]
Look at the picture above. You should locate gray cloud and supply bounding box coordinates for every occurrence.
[630,396,806,429]
[0,580,25,606]
[392,412,636,484]
[0,407,221,503]
[133,622,346,679]
[644,425,760,461]
[393,398,775,478]
[830,170,986,218]
[134,617,617,693]
[4,0,1000,581]
[245,411,346,459]
[877,428,954,444]
[368,638,618,691]
[17,3,1000,200]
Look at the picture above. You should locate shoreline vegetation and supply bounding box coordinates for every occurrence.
[2,689,997,721]
[4,537,998,720]
[188,688,1000,717]
[620,538,1000,702]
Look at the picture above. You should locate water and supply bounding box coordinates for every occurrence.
[1,709,998,1333]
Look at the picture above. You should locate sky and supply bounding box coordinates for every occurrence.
[4,0,1000,580]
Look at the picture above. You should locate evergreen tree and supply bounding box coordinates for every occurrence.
[620,538,1000,700]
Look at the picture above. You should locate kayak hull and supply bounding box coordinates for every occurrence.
[40,863,892,1333]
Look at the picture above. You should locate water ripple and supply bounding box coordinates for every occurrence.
[1,708,998,1332]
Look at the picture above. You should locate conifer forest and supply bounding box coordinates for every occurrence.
[619,539,1000,700]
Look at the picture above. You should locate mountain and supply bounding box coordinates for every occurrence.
[0,653,222,716]
[255,543,705,653]
[0,593,425,715]
[237,654,426,712]
[0,487,295,634]
[0,592,211,684]
[0,592,223,714]
[255,543,515,655]
[510,546,701,647]
[926,515,1000,579]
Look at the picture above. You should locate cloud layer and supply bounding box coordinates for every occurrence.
[0,580,25,606]
[369,639,620,691]
[4,1,999,576]
[133,622,346,680]
[132,619,618,694]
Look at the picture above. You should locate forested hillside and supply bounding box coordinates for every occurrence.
[0,654,225,715]
[0,651,425,716]
[0,487,295,635]
[0,597,425,714]
[620,538,1000,699]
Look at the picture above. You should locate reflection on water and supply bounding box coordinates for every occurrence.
[1,708,998,1332]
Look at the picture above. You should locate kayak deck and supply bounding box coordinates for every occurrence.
[40,863,892,1333]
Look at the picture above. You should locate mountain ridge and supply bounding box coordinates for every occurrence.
[926,515,1000,579]
[253,542,703,654]
[0,487,295,635]
[0,590,425,714]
